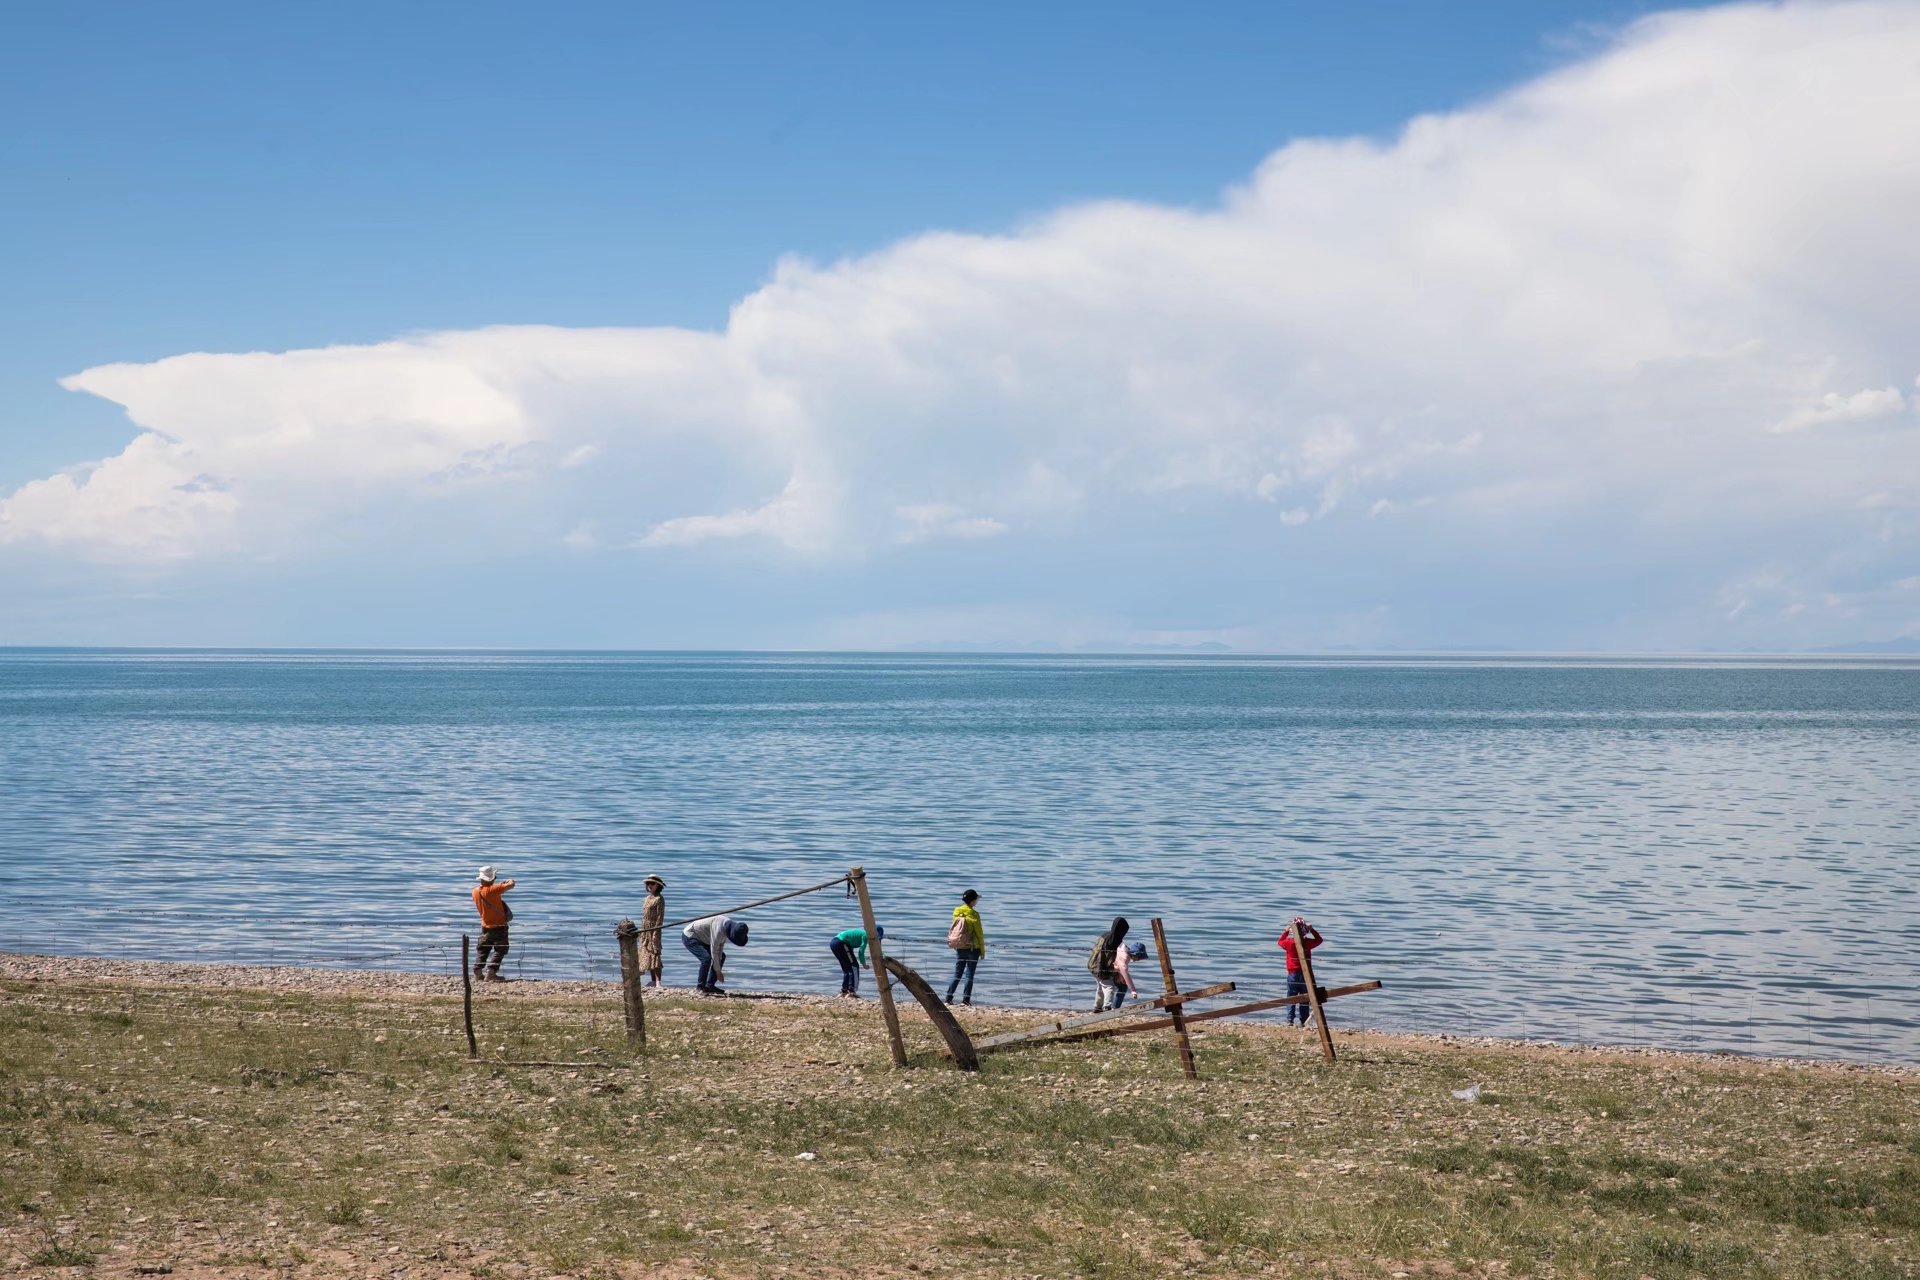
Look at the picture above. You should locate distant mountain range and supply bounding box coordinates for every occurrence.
[1814,637,1920,654]
[893,638,1920,656]
[896,640,1235,654]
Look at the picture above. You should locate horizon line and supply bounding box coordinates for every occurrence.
[2,644,1915,659]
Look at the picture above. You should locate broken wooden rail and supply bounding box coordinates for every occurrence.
[1056,980,1384,1044]
[962,914,1382,1080]
[972,980,1238,1053]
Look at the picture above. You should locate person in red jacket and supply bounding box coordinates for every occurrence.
[472,866,516,982]
[1276,917,1323,1027]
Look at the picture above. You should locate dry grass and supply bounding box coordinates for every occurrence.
[2,970,1915,1279]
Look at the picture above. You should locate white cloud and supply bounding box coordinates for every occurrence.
[636,472,837,552]
[0,433,237,560]
[893,502,1008,544]
[4,0,1919,651]
[1771,386,1908,433]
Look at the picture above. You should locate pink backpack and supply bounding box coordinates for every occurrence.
[947,915,970,949]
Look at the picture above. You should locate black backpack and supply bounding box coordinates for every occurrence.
[1087,935,1117,978]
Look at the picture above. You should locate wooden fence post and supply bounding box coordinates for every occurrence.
[1291,920,1335,1063]
[850,867,909,1069]
[1150,917,1199,1080]
[615,919,648,1050]
[460,934,478,1058]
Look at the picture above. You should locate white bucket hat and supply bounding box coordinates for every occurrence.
[476,865,497,884]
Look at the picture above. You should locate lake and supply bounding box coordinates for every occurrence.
[2,649,1915,1063]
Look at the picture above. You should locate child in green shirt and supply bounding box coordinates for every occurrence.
[830,925,883,997]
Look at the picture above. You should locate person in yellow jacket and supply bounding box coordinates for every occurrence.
[943,888,986,1006]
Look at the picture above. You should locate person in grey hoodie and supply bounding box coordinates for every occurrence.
[682,914,749,995]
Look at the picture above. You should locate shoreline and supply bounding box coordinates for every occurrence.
[5,948,1908,1080]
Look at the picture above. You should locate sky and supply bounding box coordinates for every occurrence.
[2,0,1917,651]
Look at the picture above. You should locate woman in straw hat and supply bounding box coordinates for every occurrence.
[640,875,667,987]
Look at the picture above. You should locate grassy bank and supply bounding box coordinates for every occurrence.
[2,964,1915,1279]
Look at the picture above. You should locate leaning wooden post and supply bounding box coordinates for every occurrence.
[882,956,980,1072]
[460,934,478,1059]
[1149,917,1199,1080]
[1291,920,1336,1063]
[849,867,909,1069]
[614,919,648,1050]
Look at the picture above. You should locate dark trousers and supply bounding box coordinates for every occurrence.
[683,934,718,991]
[1287,970,1310,1024]
[945,948,981,1003]
[830,938,860,995]
[477,926,509,976]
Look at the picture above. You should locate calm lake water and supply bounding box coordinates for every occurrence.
[2,649,1916,1063]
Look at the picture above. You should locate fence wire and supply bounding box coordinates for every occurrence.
[5,879,1916,1067]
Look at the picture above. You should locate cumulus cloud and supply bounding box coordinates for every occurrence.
[1772,386,1909,433]
[894,502,1008,544]
[0,434,237,560]
[4,2,1920,645]
[636,473,837,551]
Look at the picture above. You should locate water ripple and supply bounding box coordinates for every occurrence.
[1,650,1916,1064]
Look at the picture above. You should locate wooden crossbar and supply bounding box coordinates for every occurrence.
[972,980,1236,1053]
[1056,980,1383,1044]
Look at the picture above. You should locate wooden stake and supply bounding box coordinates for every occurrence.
[614,919,647,1050]
[1150,917,1199,1080]
[460,934,478,1059]
[850,867,909,1069]
[1291,920,1336,1063]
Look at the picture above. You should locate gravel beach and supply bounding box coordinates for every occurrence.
[4,948,1907,1079]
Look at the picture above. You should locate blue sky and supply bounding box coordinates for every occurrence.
[4,1,1917,649]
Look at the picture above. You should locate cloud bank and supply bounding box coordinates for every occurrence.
[4,2,1919,645]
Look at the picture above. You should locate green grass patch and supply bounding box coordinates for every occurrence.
[0,971,1913,1280]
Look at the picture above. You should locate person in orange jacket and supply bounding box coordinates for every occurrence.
[472,866,516,981]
